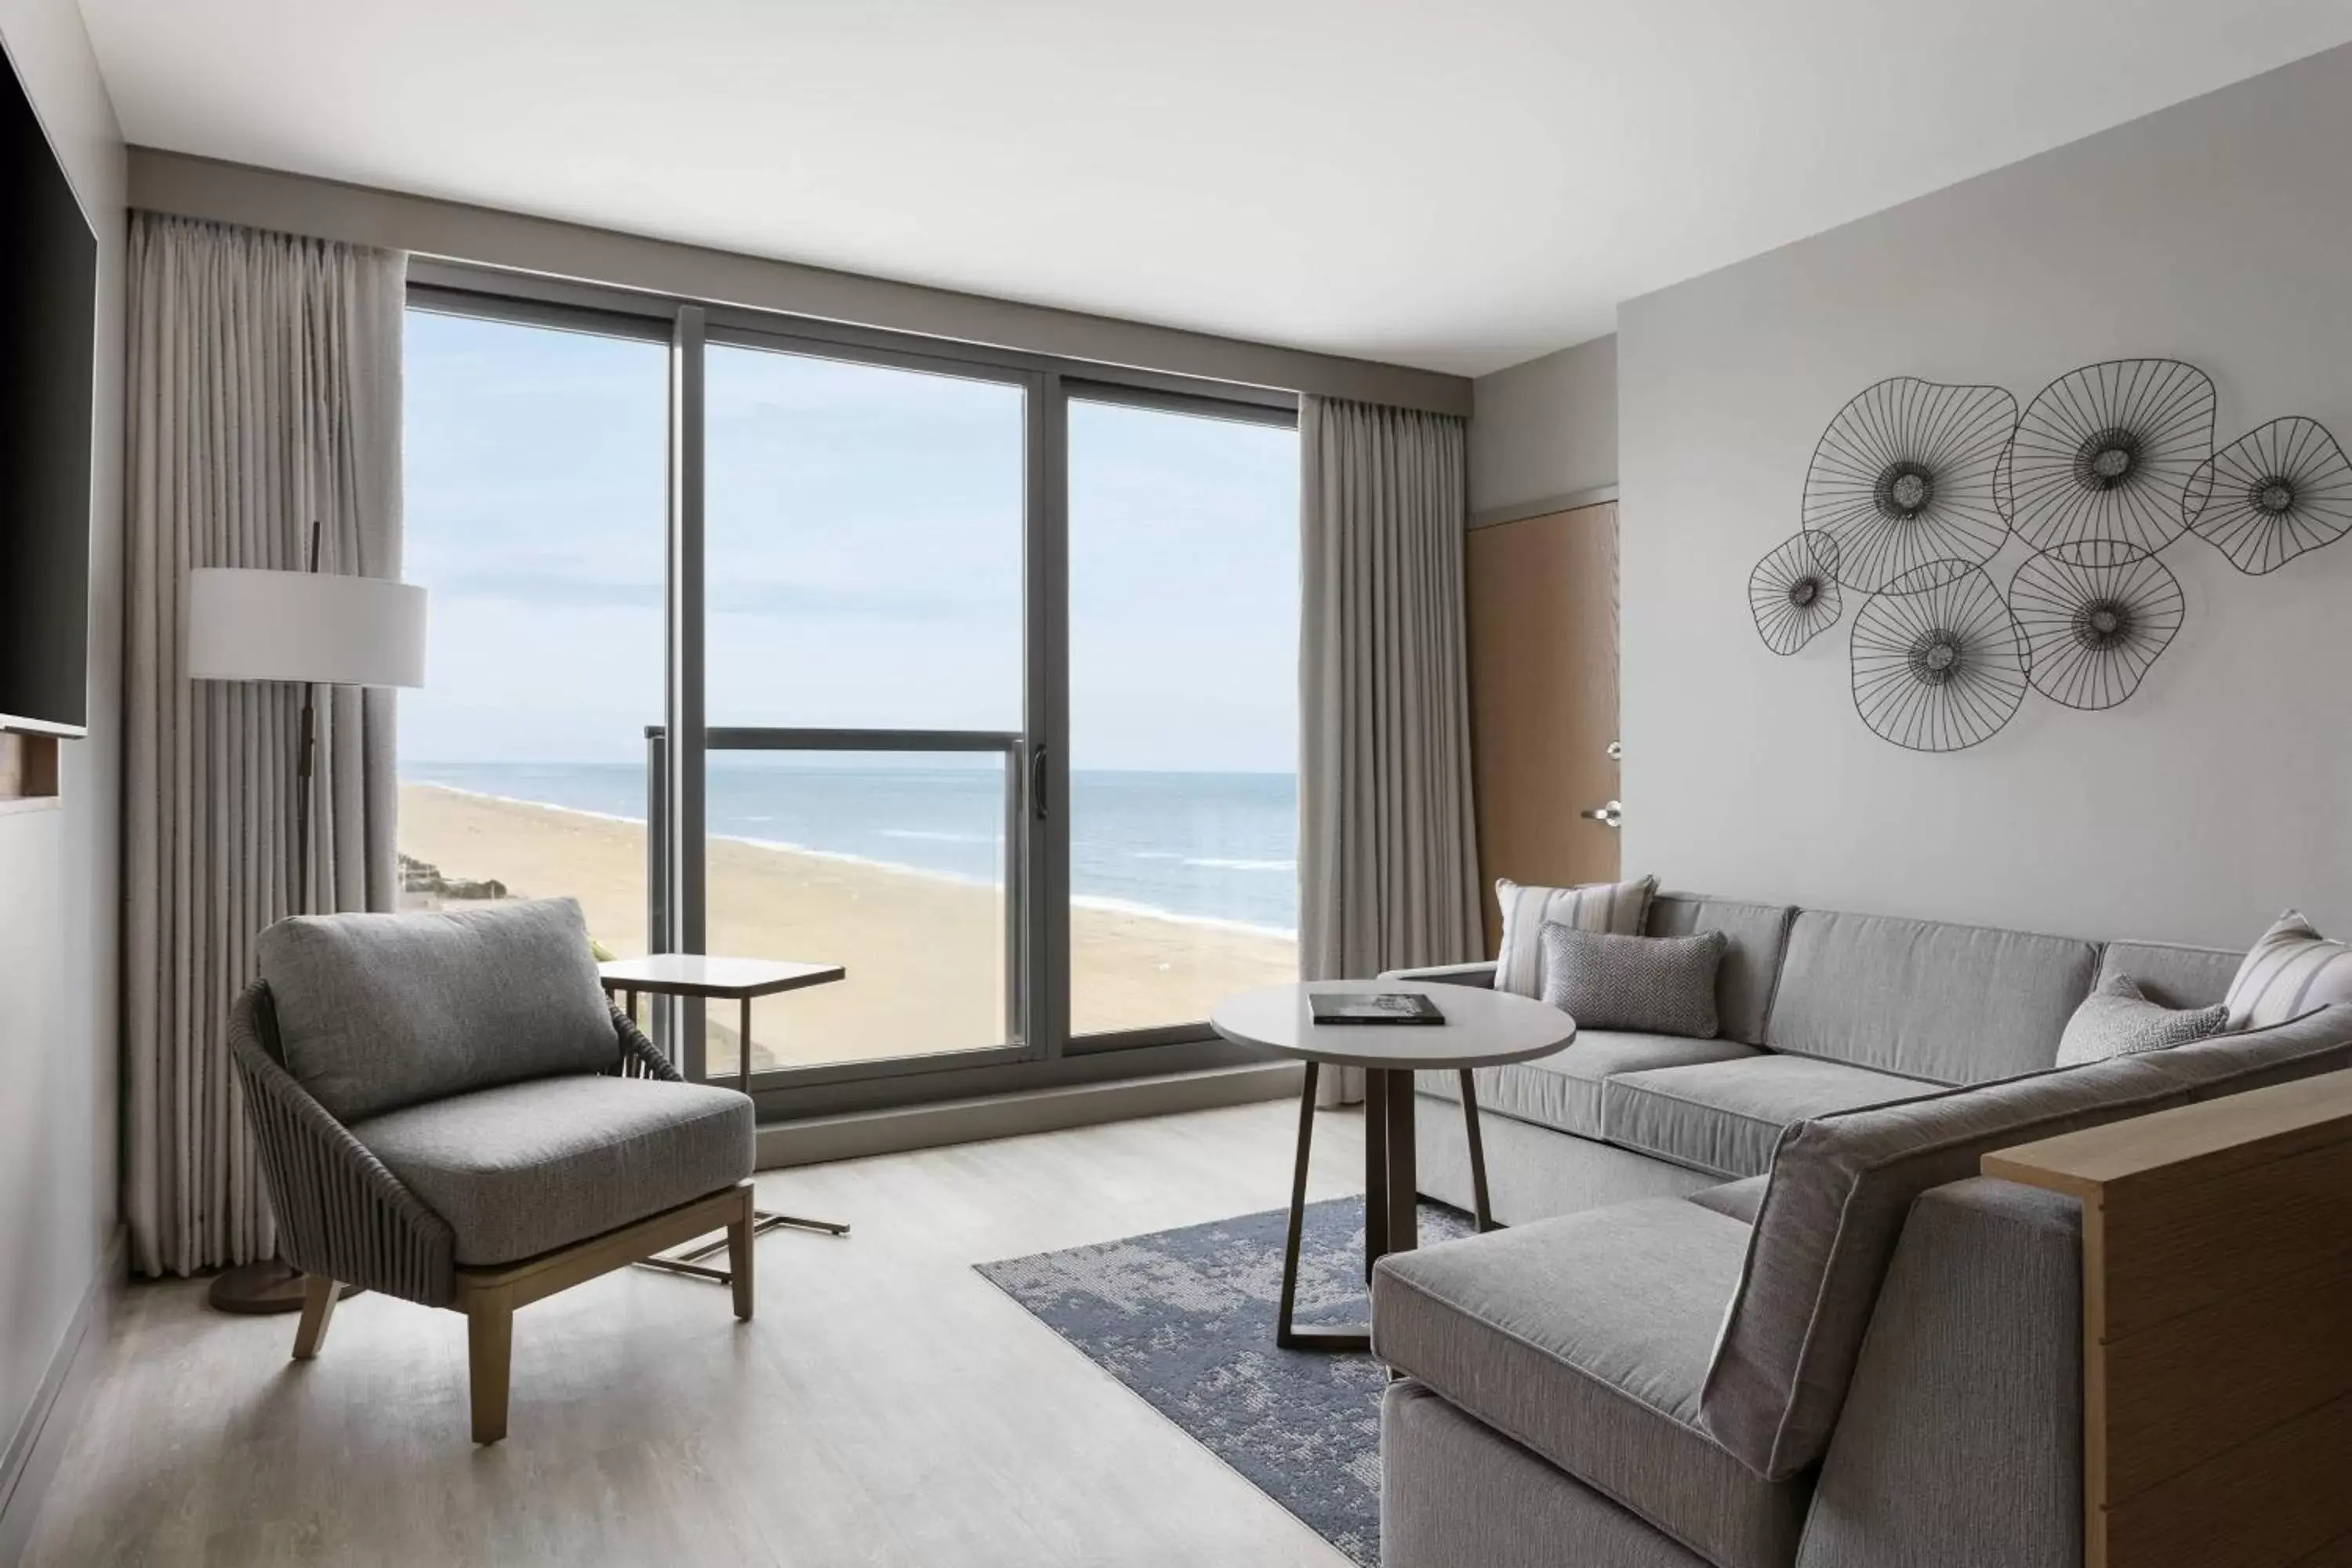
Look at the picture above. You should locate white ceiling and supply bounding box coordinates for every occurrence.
[75,0,2352,376]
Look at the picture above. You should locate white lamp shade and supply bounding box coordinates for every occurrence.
[187,568,428,688]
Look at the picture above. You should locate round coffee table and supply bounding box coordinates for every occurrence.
[1211,980,1577,1351]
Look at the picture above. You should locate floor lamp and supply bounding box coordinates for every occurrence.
[187,535,426,1313]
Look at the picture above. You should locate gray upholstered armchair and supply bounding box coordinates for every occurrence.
[226,896,757,1443]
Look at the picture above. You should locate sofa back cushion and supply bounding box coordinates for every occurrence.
[2096,939,2242,1011]
[1644,892,1795,1047]
[1698,1004,2352,1482]
[258,897,618,1123]
[1766,909,2097,1083]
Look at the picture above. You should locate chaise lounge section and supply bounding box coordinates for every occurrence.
[1374,892,2352,1566]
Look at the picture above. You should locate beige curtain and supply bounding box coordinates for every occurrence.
[1298,395,1483,1106]
[123,213,407,1277]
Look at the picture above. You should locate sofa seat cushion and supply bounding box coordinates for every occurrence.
[350,1075,756,1266]
[1418,1031,1762,1140]
[1374,1200,1810,1568]
[1602,1057,1938,1179]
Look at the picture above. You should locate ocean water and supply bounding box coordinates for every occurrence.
[401,759,1299,936]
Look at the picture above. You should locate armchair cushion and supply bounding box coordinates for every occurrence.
[1602,1056,1939,1179]
[349,1075,756,1265]
[1417,1030,1761,1142]
[258,897,619,1122]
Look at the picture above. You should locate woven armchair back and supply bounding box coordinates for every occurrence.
[227,982,460,1305]
[227,979,681,1306]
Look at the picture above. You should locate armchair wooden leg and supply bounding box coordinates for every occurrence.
[728,1185,756,1322]
[466,1287,515,1445]
[292,1274,340,1360]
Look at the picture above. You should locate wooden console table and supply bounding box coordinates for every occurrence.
[1984,1069,2352,1568]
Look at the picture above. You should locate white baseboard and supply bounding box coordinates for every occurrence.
[0,1227,125,1568]
[756,1061,1304,1169]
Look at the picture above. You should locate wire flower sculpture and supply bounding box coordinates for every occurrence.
[2182,416,2352,575]
[2007,543,2184,710]
[1850,561,2029,752]
[1748,532,1843,654]
[2001,359,2215,556]
[1802,377,2017,593]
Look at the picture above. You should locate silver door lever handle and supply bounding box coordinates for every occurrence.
[1580,800,1623,829]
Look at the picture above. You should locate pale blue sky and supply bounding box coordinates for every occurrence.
[400,308,1299,771]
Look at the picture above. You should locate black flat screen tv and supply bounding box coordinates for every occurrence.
[0,34,97,738]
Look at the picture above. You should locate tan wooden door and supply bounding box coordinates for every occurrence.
[1464,503,1621,953]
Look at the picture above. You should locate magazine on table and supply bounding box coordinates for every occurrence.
[1308,990,1446,1025]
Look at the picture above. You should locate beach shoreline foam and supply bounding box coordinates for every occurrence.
[410,779,1299,939]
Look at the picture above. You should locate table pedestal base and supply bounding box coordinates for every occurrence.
[1275,1062,1497,1352]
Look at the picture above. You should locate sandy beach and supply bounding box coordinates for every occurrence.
[397,783,1298,1071]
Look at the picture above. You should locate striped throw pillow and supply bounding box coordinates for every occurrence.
[1494,875,1657,1000]
[2224,911,2352,1029]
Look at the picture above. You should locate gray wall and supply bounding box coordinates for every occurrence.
[0,0,122,1541]
[1469,334,1617,521]
[1619,44,2352,949]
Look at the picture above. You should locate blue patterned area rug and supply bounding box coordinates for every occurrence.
[977,1197,1476,1566]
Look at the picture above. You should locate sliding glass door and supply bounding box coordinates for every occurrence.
[1065,396,1300,1037]
[698,342,1028,1075]
[397,306,668,959]
[403,274,1300,1111]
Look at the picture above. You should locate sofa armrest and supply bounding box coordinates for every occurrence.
[227,981,458,1307]
[1380,960,1498,989]
[1795,1177,2082,1568]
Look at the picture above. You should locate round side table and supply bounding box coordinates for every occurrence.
[1211,981,1577,1352]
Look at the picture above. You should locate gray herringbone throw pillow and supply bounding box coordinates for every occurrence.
[1539,924,1726,1038]
[2056,974,2230,1066]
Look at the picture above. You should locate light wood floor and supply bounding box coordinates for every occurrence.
[26,1099,1367,1568]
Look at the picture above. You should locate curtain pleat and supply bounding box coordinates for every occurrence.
[123,213,407,1278]
[1298,396,1483,1106]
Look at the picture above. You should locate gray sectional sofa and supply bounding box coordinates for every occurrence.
[1372,891,2352,1568]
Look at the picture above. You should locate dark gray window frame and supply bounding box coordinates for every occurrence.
[406,262,1298,1120]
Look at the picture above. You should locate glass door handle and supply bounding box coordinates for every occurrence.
[1580,800,1623,829]
[1029,743,1050,822]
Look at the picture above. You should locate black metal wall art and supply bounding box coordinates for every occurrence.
[1748,532,1843,654]
[2002,359,2215,557]
[1774,358,2346,753]
[2007,543,2185,710]
[2183,416,2352,575]
[1849,563,2029,752]
[1801,377,2016,593]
